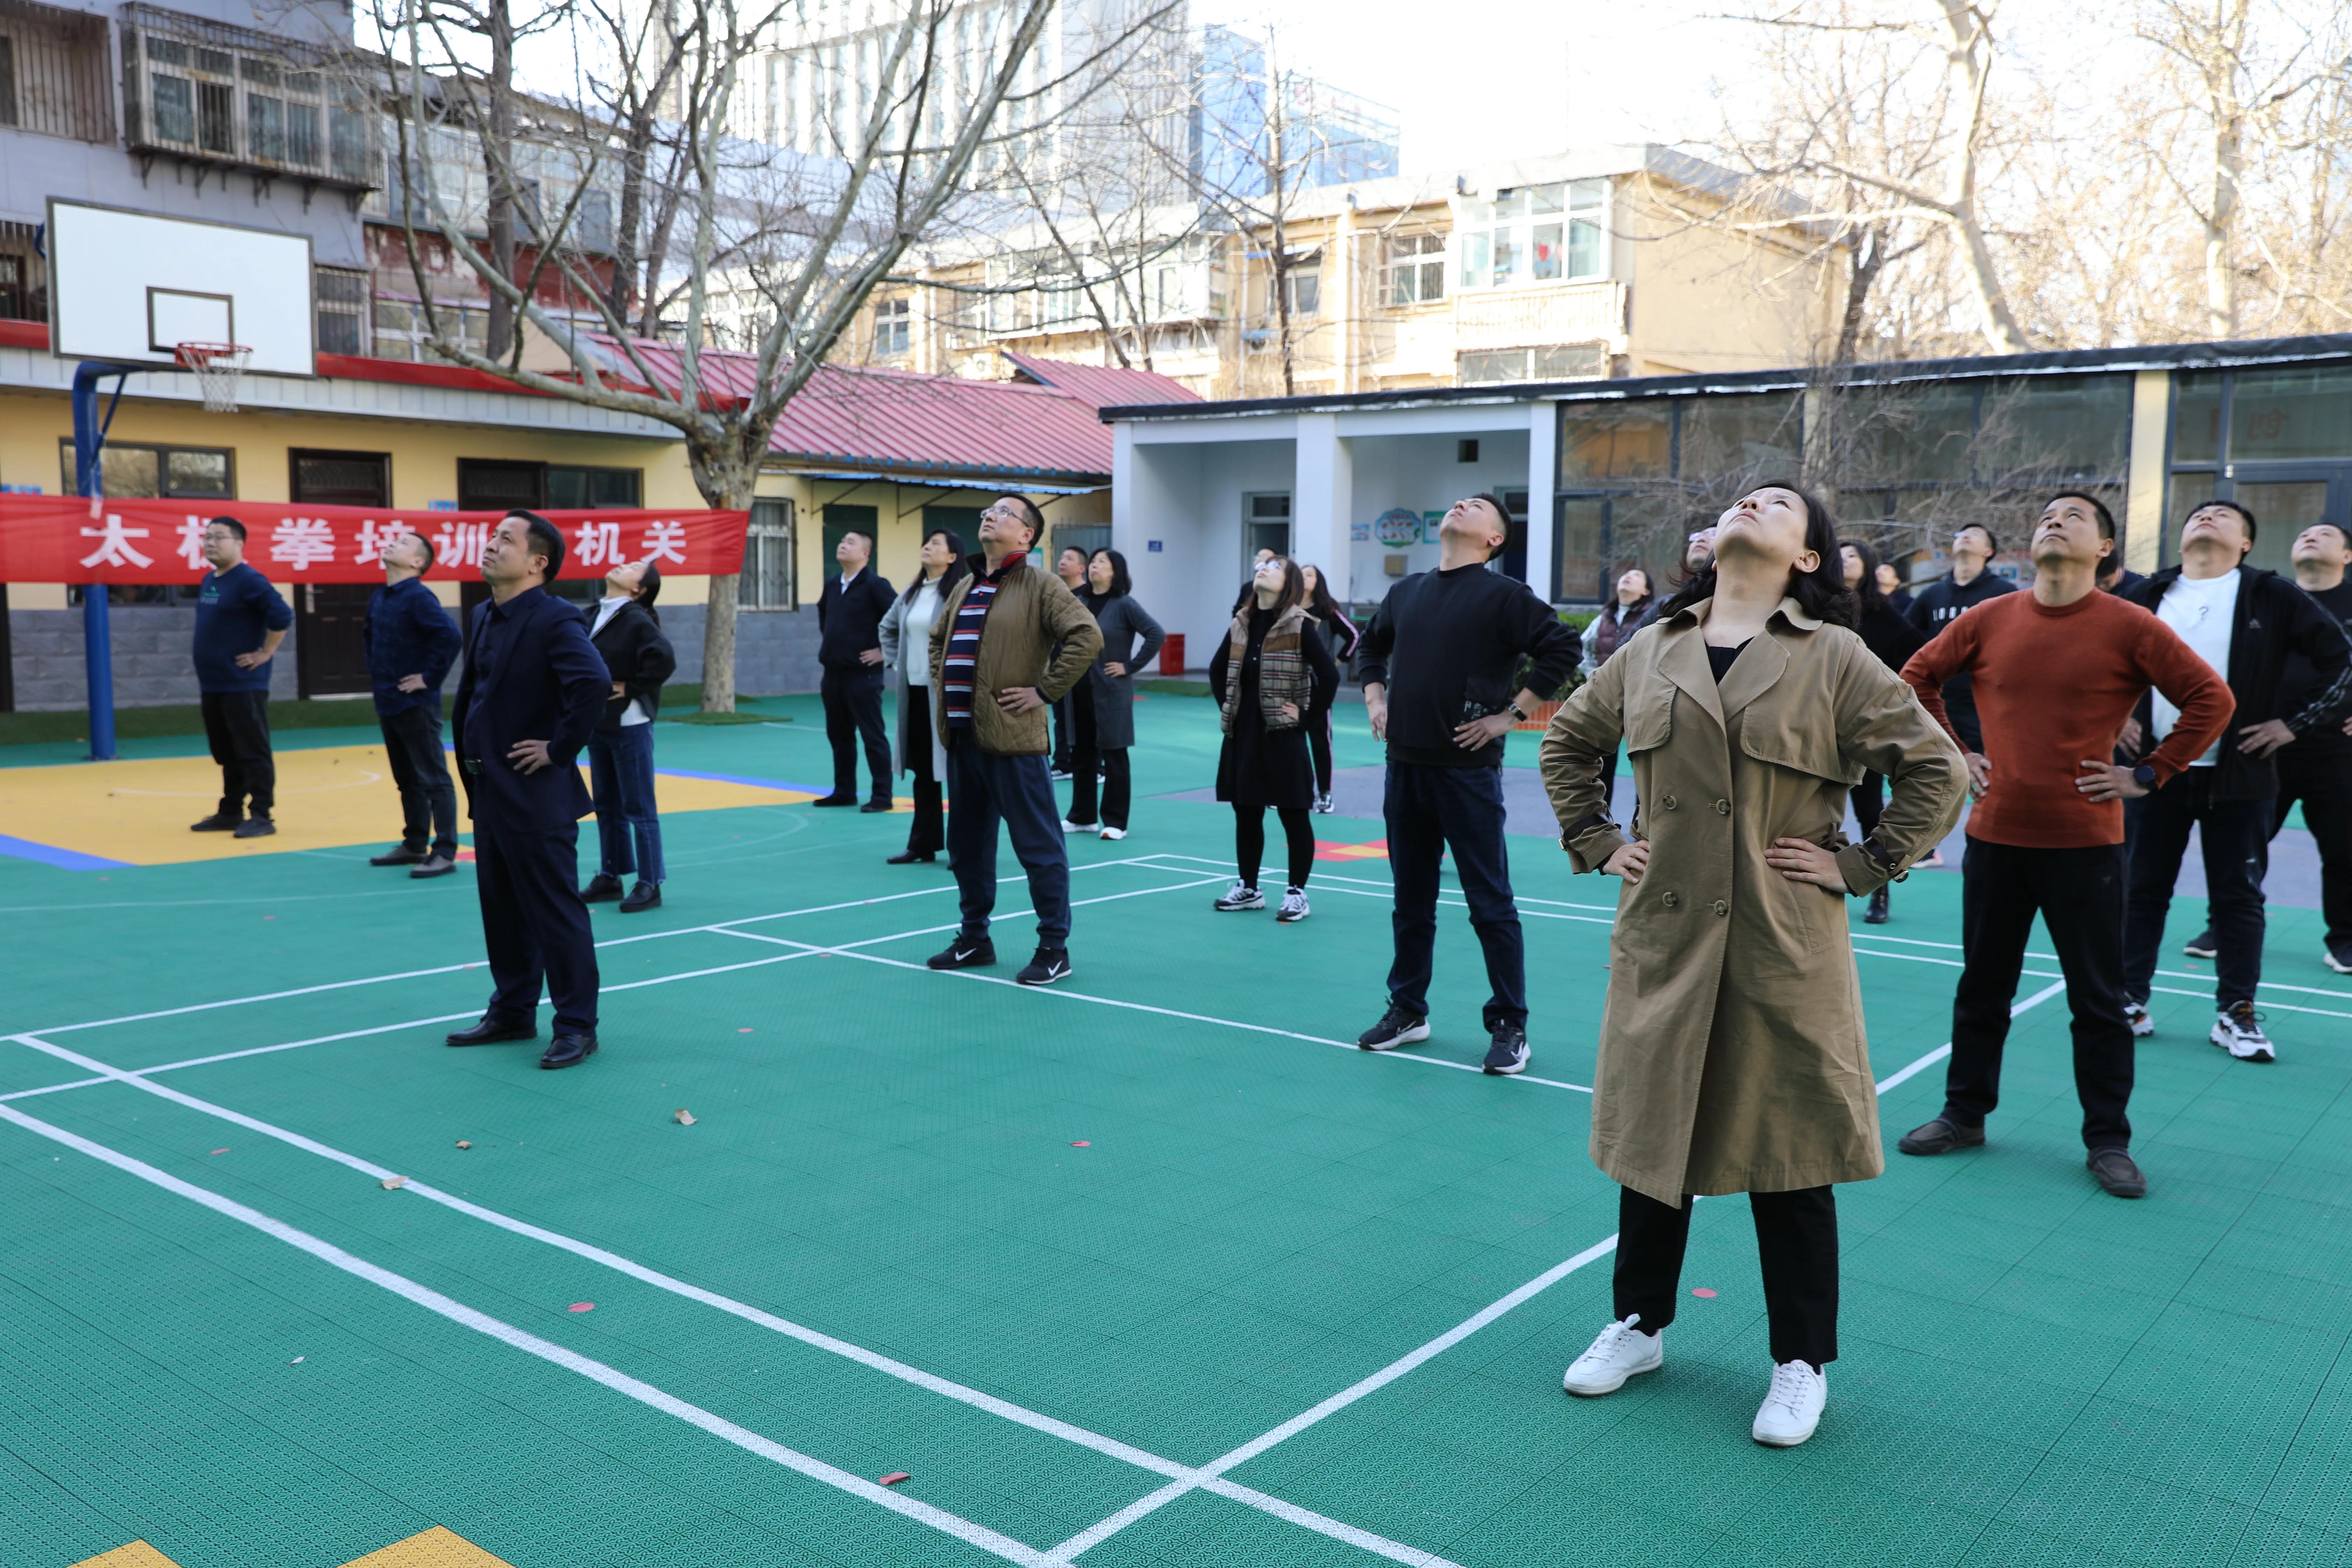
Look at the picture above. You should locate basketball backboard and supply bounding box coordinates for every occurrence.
[47,200,315,377]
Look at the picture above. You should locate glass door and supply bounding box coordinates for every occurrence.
[2214,465,2351,575]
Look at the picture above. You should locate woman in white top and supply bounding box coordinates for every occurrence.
[877,529,968,863]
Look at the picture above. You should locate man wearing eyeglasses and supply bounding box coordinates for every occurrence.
[1904,523,2016,756]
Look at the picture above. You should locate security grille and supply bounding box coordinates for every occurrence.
[0,0,114,143]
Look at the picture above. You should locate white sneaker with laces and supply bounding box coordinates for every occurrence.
[1313,791,1335,814]
[1099,826,1127,842]
[1751,1360,1827,1447]
[1060,818,1098,835]
[2123,1000,2154,1038]
[1276,886,1310,923]
[2211,1002,2275,1062]
[1561,1315,1662,1396]
[1212,881,1265,912]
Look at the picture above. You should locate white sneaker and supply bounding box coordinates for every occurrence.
[1561,1315,1662,1396]
[1313,791,1335,814]
[1059,818,1098,835]
[1213,882,1265,912]
[2211,1003,2275,1063]
[2123,1001,2154,1038]
[1751,1360,1826,1447]
[1098,826,1127,842]
[1276,886,1310,923]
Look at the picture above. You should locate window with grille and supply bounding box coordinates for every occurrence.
[372,298,488,362]
[123,5,372,187]
[315,266,369,356]
[872,297,910,356]
[0,0,114,143]
[742,498,796,609]
[1379,234,1446,307]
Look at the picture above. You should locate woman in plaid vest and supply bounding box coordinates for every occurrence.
[1209,555,1339,922]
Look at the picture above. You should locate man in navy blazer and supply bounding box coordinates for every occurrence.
[447,511,612,1069]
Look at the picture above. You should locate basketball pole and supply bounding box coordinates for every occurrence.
[72,360,134,762]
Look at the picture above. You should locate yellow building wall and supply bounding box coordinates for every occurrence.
[772,469,1110,608]
[1616,181,1841,377]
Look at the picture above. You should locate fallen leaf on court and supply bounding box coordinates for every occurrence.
[878,1472,911,1486]
[210,1148,229,1155]
[568,1302,594,1313]
[290,1356,304,1364]
[456,1140,472,1149]
[674,1108,696,1125]
[1071,1141,1091,1147]
[1692,1288,1718,1298]
[381,1175,407,1190]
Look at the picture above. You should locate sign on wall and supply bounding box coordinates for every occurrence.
[0,497,749,584]
[1372,507,1421,548]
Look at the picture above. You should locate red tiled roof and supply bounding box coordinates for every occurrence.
[999,351,1202,410]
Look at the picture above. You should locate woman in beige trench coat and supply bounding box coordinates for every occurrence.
[1539,482,1967,1448]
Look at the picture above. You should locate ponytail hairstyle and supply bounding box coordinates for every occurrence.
[1656,482,1857,629]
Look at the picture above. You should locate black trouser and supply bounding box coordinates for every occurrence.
[473,817,599,1036]
[1384,760,1525,1029]
[904,685,944,856]
[1064,682,1132,831]
[820,665,891,802]
[2271,749,2352,951]
[1051,694,1073,774]
[1309,709,1335,796]
[200,690,275,818]
[1236,804,1314,891]
[946,738,1070,946]
[1849,770,1884,839]
[378,703,458,857]
[1944,837,2134,1150]
[1614,1185,1839,1370]
[2123,769,2267,1010]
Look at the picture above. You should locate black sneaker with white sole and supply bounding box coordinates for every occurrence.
[2327,942,2352,976]
[1483,1022,1530,1076]
[1357,1003,1430,1051]
[927,935,996,971]
[1016,946,1071,985]
[1213,881,1265,912]
[2210,1001,2275,1062]
[2183,929,2218,960]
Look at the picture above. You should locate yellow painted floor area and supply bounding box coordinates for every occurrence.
[0,746,816,866]
[72,1528,513,1568]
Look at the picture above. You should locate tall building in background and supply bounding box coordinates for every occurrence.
[1191,23,1398,200]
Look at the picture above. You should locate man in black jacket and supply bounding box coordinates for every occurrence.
[447,512,612,1071]
[582,559,678,914]
[363,530,463,877]
[816,527,896,810]
[1353,494,1581,1076]
[2119,500,2352,1062]
[1904,523,2016,753]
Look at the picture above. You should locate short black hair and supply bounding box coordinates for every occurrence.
[837,527,873,550]
[637,560,660,609]
[997,493,1045,546]
[2186,497,2257,543]
[410,531,436,569]
[207,516,246,543]
[1954,522,1999,554]
[1465,493,1513,559]
[2047,490,2116,541]
[507,509,564,580]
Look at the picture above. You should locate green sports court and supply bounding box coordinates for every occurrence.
[6,692,2350,1568]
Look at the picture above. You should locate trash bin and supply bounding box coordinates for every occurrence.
[1159,633,1185,676]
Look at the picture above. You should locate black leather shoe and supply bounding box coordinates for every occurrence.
[233,816,276,838]
[1864,887,1890,924]
[190,812,240,832]
[887,849,937,864]
[1896,1117,1986,1156]
[371,845,428,866]
[581,873,625,902]
[410,854,457,878]
[446,1017,537,1047]
[2088,1147,2147,1198]
[619,881,661,913]
[539,1032,599,1069]
[860,797,894,813]
[811,793,859,808]
[927,935,995,970]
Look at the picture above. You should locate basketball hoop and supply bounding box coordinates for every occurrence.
[174,342,253,414]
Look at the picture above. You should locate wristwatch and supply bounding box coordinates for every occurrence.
[1506,701,1530,722]
[2130,763,2158,790]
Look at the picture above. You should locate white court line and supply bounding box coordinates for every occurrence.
[20,857,1168,1038]
[2146,984,2352,1020]
[0,1099,1062,1568]
[3,1031,1471,1568]
[1849,931,2352,1003]
[712,928,1596,1096]
[1039,973,2074,1561]
[1134,853,1621,915]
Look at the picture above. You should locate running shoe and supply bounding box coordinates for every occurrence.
[1483,1022,1531,1076]
[1357,1004,1430,1051]
[926,935,996,971]
[1313,791,1335,814]
[1213,882,1265,912]
[1060,818,1098,835]
[2325,942,2351,976]
[1752,1361,1827,1447]
[2183,929,2218,959]
[1099,826,1127,842]
[2123,1000,2154,1037]
[1561,1315,1662,1396]
[2211,1001,2275,1063]
[1276,886,1310,923]
[1016,946,1071,986]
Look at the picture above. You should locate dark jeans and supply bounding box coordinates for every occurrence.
[947,738,1071,946]
[587,724,665,884]
[474,818,599,1035]
[1944,837,2135,1150]
[1064,682,1132,831]
[201,690,274,817]
[378,702,457,856]
[1236,804,1315,891]
[821,664,891,801]
[1615,1185,1839,1370]
[905,684,944,856]
[1384,760,1526,1029]
[2124,769,2268,1009]
[2271,750,2352,950]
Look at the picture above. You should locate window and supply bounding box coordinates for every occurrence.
[546,466,641,508]
[0,222,43,321]
[1679,392,1800,478]
[1378,234,1445,307]
[372,298,488,362]
[1282,266,1321,317]
[1559,401,1672,481]
[0,0,114,143]
[56,440,234,501]
[1458,179,1605,291]
[315,266,369,356]
[872,296,910,356]
[743,497,796,608]
[1459,345,1604,386]
[124,5,369,187]
[2229,365,2352,463]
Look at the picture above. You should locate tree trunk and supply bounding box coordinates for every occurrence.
[485,0,518,362]
[2207,118,2241,338]
[687,433,757,713]
[1954,211,2028,354]
[1833,224,1885,366]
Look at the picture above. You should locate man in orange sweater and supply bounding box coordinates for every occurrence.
[1896,492,2233,1199]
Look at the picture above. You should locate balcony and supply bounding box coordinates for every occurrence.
[1452,280,1626,354]
[0,0,115,142]
[119,3,374,195]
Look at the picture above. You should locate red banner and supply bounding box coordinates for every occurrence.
[0,497,749,584]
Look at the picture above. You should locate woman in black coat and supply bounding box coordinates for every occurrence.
[1064,548,1163,842]
[1210,556,1338,923]
[1299,563,1358,813]
[582,559,678,913]
[1841,540,1926,925]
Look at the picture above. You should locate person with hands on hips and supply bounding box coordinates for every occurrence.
[363,529,463,876]
[1540,482,1967,1450]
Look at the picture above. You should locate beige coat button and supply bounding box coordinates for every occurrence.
[1661,794,1679,810]
[1715,799,1731,814]
[1661,891,1679,908]
[1713,899,1729,916]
